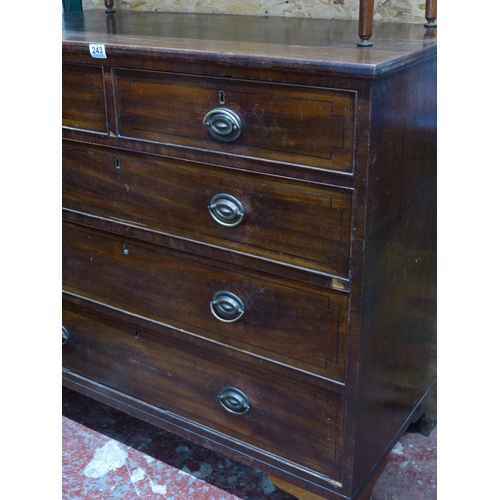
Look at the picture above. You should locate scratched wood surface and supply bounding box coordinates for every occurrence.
[62,10,437,77]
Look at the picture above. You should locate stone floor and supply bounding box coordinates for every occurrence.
[62,387,437,499]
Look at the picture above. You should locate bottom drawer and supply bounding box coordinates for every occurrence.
[62,299,344,482]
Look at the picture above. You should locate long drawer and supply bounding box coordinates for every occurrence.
[62,298,344,482]
[113,69,356,172]
[62,221,348,382]
[62,142,352,279]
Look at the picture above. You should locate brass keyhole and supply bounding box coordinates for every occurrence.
[219,90,225,105]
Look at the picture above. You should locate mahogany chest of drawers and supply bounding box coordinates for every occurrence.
[62,10,437,500]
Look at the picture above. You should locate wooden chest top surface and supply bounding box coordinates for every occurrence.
[62,10,437,76]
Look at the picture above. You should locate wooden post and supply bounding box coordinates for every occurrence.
[358,0,374,47]
[425,0,437,27]
[104,0,115,13]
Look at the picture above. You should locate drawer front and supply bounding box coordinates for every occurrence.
[62,299,344,481]
[62,221,348,382]
[62,143,352,278]
[114,69,355,172]
[62,63,106,133]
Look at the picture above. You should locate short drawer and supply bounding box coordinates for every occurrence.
[62,142,352,279]
[62,221,348,382]
[62,299,344,481]
[62,63,106,133]
[114,69,356,172]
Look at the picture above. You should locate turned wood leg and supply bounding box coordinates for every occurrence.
[357,0,374,47]
[104,0,115,13]
[424,0,437,27]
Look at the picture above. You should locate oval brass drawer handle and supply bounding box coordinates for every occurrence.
[208,193,245,227]
[210,291,245,323]
[62,326,69,345]
[204,108,242,142]
[217,387,251,415]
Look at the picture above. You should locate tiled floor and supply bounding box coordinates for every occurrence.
[62,387,437,499]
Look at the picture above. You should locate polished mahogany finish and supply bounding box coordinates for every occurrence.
[62,142,353,280]
[62,10,436,500]
[63,298,345,480]
[62,64,106,132]
[62,221,349,383]
[113,70,355,171]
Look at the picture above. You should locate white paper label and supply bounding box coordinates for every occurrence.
[89,43,107,59]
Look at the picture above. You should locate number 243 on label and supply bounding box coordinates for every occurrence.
[89,43,107,59]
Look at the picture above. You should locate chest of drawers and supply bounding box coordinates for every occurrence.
[62,9,437,500]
